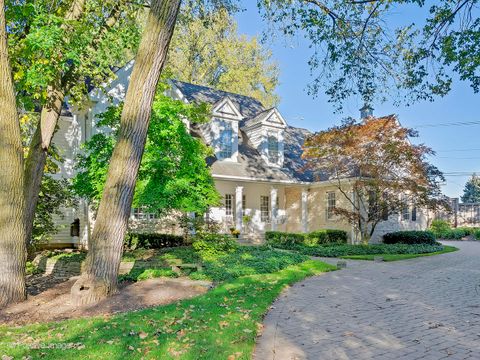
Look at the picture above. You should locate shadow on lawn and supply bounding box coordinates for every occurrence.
[1,262,329,360]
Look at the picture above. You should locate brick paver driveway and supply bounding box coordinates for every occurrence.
[255,241,480,360]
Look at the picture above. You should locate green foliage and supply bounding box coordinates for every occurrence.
[25,261,40,275]
[74,93,220,216]
[265,230,348,247]
[430,219,452,238]
[429,219,477,240]
[192,233,238,260]
[474,229,480,240]
[0,259,335,359]
[383,231,437,245]
[124,233,185,251]
[271,242,445,258]
[168,5,279,107]
[7,0,142,109]
[461,174,480,203]
[342,245,458,261]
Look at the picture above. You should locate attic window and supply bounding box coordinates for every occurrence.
[267,136,279,163]
[219,123,233,159]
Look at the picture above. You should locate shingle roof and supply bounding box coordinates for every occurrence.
[170,80,265,118]
[175,80,314,183]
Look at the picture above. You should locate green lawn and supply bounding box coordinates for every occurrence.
[1,252,335,359]
[341,245,459,261]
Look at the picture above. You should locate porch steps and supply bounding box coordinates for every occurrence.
[237,233,265,246]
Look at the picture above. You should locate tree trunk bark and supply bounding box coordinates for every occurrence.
[0,0,27,307]
[71,0,181,306]
[24,85,64,247]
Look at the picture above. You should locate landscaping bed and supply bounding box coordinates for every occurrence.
[268,242,447,258]
[0,259,335,359]
[341,245,458,261]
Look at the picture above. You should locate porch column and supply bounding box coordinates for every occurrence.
[235,186,243,232]
[301,188,308,233]
[271,187,278,231]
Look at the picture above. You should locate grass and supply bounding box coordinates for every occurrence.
[0,260,335,360]
[341,245,459,261]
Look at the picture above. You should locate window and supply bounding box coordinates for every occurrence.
[326,192,336,220]
[401,196,410,221]
[411,206,417,222]
[242,194,246,215]
[219,122,233,159]
[225,194,234,216]
[133,208,157,220]
[267,136,279,163]
[260,195,270,222]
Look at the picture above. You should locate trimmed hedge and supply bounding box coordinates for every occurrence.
[265,229,348,247]
[271,242,444,257]
[124,233,185,250]
[383,230,437,245]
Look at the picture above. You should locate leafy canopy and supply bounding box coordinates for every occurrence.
[6,0,142,109]
[167,4,279,107]
[257,0,480,109]
[74,91,220,215]
[302,116,445,242]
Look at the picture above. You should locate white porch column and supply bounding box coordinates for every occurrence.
[301,188,308,233]
[270,187,278,231]
[235,186,243,232]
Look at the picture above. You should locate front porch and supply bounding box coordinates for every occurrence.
[209,180,310,239]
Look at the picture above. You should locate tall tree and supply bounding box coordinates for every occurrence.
[167,5,279,107]
[303,116,444,243]
[461,174,480,203]
[71,0,182,305]
[257,1,480,109]
[73,94,219,215]
[7,0,142,248]
[0,0,27,307]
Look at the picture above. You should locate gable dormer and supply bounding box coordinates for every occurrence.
[204,97,243,162]
[212,97,243,121]
[241,108,287,167]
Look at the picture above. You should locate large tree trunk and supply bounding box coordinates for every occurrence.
[0,0,27,307]
[24,84,64,248]
[71,0,181,305]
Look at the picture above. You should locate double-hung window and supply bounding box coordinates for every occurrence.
[267,136,279,164]
[401,195,410,221]
[219,122,233,159]
[260,195,270,222]
[326,192,336,220]
[225,194,234,216]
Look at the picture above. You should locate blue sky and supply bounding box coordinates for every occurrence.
[235,3,480,199]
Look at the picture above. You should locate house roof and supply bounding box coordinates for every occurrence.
[170,80,265,118]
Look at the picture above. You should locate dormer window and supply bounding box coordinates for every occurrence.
[267,136,279,163]
[219,122,233,159]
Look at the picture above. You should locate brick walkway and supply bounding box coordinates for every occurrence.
[254,241,480,360]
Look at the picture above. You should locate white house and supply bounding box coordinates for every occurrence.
[49,63,429,248]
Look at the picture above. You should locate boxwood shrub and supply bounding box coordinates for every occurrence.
[124,232,185,250]
[383,230,436,245]
[271,243,444,257]
[265,229,348,247]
